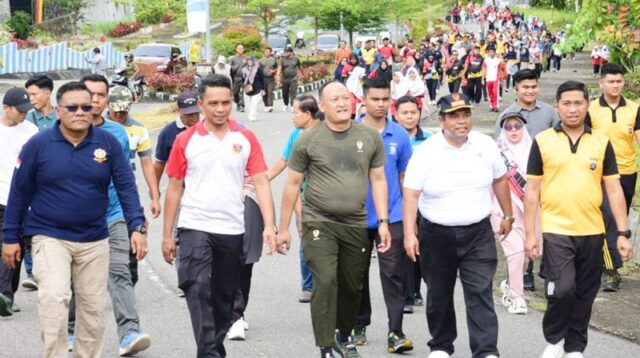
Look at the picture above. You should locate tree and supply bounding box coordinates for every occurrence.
[317,0,387,45]
[45,0,89,33]
[281,0,327,50]
[245,0,279,41]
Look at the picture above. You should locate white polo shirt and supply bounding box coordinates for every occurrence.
[404,130,507,226]
[166,119,267,235]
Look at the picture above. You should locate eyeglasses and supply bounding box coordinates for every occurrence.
[61,105,93,113]
[504,123,524,131]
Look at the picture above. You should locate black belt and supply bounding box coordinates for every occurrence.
[422,216,490,229]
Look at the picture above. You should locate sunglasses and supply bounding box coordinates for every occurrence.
[504,123,524,131]
[62,105,93,113]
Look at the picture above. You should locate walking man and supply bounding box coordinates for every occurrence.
[482,46,504,112]
[463,46,484,104]
[85,47,107,77]
[403,93,513,358]
[0,88,38,316]
[259,47,278,112]
[161,74,276,358]
[2,82,147,358]
[276,81,391,358]
[586,63,640,292]
[230,44,247,112]
[278,47,301,112]
[352,77,414,353]
[525,81,634,358]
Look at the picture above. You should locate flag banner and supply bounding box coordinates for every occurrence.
[187,0,209,34]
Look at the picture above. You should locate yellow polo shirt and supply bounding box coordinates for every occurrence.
[587,96,640,175]
[528,123,619,236]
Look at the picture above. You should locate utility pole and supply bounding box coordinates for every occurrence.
[340,11,345,44]
[205,1,211,62]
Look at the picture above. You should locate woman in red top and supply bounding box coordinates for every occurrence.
[591,46,601,77]
[341,54,359,82]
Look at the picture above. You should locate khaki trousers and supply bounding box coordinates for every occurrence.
[33,235,109,358]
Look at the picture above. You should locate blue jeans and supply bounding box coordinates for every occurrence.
[24,248,33,276]
[300,242,313,291]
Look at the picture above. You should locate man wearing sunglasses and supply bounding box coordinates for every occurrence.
[2,82,146,357]
[64,76,152,356]
[0,88,38,316]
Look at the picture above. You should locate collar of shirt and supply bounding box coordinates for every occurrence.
[598,94,627,109]
[513,100,542,112]
[49,120,96,146]
[176,117,186,129]
[553,121,592,134]
[194,118,242,136]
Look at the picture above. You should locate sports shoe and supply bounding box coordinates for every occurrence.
[403,305,414,314]
[0,293,13,317]
[540,341,565,358]
[177,290,185,298]
[265,106,273,112]
[602,270,621,292]
[299,290,312,303]
[240,317,249,330]
[333,334,360,358]
[508,296,528,315]
[228,319,246,340]
[523,272,535,291]
[11,303,20,313]
[68,335,74,352]
[119,330,151,356]
[387,332,414,353]
[565,353,584,358]
[500,279,511,307]
[282,106,289,112]
[351,326,367,346]
[21,276,38,290]
[428,351,451,358]
[413,294,424,306]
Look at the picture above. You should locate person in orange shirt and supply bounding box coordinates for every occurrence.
[335,41,352,64]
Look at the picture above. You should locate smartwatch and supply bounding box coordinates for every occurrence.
[378,218,390,224]
[617,230,632,238]
[503,215,515,224]
[133,224,148,235]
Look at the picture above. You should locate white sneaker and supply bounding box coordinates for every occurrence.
[565,353,583,358]
[428,351,451,358]
[228,319,245,340]
[540,341,565,358]
[266,106,273,112]
[282,106,289,112]
[238,317,249,330]
[486,355,499,358]
[508,296,528,314]
[500,280,511,307]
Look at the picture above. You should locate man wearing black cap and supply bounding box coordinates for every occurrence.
[403,93,513,358]
[0,88,38,316]
[153,91,201,183]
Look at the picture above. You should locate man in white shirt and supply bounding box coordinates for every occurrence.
[402,93,513,358]
[0,88,38,316]
[85,48,107,77]
[482,46,504,112]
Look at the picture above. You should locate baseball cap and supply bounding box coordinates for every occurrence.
[437,93,473,115]
[499,112,527,128]
[108,86,133,112]
[177,92,199,114]
[3,88,33,113]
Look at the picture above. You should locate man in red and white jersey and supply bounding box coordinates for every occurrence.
[161,74,276,358]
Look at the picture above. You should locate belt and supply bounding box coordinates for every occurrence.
[422,216,490,229]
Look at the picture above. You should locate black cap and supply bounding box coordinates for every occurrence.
[499,112,527,127]
[437,93,473,115]
[177,91,199,114]
[3,88,33,113]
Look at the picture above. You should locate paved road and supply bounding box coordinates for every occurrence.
[3,94,640,357]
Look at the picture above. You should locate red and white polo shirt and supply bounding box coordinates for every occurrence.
[166,119,267,235]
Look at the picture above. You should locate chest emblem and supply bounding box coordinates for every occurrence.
[590,161,597,170]
[313,230,320,241]
[93,148,108,163]
[628,126,633,134]
[357,140,364,153]
[233,143,243,154]
[389,142,398,156]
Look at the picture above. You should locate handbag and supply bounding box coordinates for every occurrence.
[244,83,253,93]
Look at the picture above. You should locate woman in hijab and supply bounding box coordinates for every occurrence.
[213,55,231,80]
[401,56,418,76]
[345,65,366,118]
[591,46,601,77]
[405,67,430,115]
[370,59,393,84]
[341,54,359,82]
[491,112,541,316]
[334,57,348,82]
[600,45,610,65]
[242,57,265,122]
[390,71,410,117]
[503,43,519,92]
[422,54,441,105]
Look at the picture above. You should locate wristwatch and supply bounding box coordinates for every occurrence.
[502,215,515,224]
[378,218,390,224]
[617,230,632,238]
[133,224,148,235]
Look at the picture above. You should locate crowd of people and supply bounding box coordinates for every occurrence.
[0,4,639,358]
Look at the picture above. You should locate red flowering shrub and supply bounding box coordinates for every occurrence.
[160,13,174,23]
[298,64,330,83]
[109,22,143,38]
[145,71,195,93]
[10,33,39,49]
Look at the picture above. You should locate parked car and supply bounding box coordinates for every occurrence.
[132,43,187,76]
[355,31,378,45]
[316,34,340,53]
[268,35,289,55]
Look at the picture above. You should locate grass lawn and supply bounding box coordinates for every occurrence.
[514,6,578,32]
[131,104,179,131]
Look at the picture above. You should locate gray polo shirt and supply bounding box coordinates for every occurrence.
[494,100,560,138]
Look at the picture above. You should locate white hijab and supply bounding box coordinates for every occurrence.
[391,71,410,100]
[405,68,426,97]
[600,45,609,59]
[591,47,600,57]
[346,66,366,99]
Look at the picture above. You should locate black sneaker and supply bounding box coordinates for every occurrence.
[320,347,335,358]
[413,294,424,306]
[602,270,621,292]
[0,293,13,317]
[333,334,361,358]
[523,272,535,291]
[351,326,367,346]
[387,332,414,353]
[403,305,414,314]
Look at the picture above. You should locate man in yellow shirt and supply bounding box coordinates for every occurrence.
[585,63,640,292]
[362,40,377,74]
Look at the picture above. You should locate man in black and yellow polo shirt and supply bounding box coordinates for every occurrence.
[586,63,640,292]
[524,81,634,358]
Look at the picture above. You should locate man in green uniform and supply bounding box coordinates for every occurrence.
[276,81,391,358]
